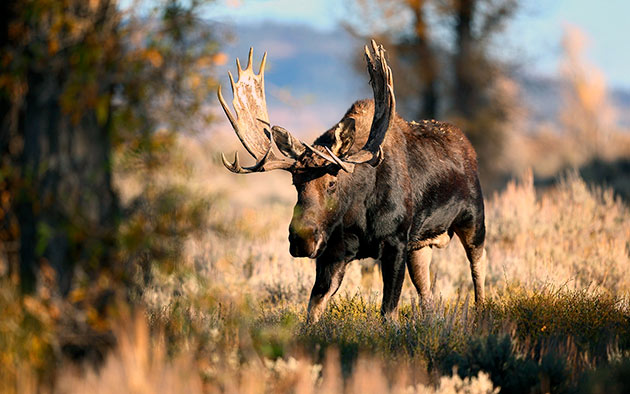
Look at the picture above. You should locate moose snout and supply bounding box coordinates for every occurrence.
[288,221,325,259]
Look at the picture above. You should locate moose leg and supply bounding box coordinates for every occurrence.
[468,246,487,304]
[307,260,346,323]
[407,246,434,310]
[456,226,487,305]
[380,240,407,319]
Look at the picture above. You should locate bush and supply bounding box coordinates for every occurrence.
[579,357,630,394]
[443,334,536,393]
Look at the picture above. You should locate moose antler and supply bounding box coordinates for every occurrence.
[219,41,395,174]
[218,49,294,173]
[346,40,395,165]
[306,40,395,170]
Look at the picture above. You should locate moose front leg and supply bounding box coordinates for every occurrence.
[380,239,407,319]
[307,229,348,323]
[307,259,347,323]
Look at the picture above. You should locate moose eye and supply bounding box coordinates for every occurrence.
[327,180,337,191]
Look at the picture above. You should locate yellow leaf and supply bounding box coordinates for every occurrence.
[69,288,86,303]
[196,55,214,68]
[145,49,163,68]
[48,39,59,55]
[212,52,228,66]
[96,95,110,126]
[189,74,201,89]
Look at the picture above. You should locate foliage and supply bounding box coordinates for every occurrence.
[0,0,219,289]
[0,279,54,393]
[0,0,219,389]
[579,357,630,394]
[443,334,540,394]
[487,286,630,361]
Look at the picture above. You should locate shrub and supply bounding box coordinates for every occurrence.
[579,357,630,394]
[442,334,539,394]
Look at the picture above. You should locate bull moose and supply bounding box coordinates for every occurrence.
[218,41,487,322]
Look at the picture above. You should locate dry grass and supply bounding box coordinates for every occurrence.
[2,134,630,393]
[52,311,498,394]
[486,170,630,294]
[174,136,630,302]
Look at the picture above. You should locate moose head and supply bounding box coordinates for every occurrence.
[219,41,395,259]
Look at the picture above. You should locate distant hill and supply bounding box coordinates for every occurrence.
[612,88,630,126]
[212,22,630,137]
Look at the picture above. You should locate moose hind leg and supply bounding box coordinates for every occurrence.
[407,246,434,310]
[468,246,486,304]
[307,260,346,323]
[456,226,487,305]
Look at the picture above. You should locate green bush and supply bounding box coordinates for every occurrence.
[579,357,630,394]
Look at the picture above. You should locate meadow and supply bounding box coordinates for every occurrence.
[3,132,628,393]
[2,1,630,392]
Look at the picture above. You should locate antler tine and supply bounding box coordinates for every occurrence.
[220,148,270,174]
[221,128,293,173]
[217,85,238,132]
[324,146,354,173]
[236,56,243,79]
[303,142,335,163]
[228,71,236,91]
[246,47,254,71]
[300,143,353,173]
[344,40,395,166]
[221,151,241,173]
[371,38,379,59]
[259,52,267,76]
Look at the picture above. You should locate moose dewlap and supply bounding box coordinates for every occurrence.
[219,41,486,322]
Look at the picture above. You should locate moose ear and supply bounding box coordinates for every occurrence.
[331,118,355,156]
[272,126,306,160]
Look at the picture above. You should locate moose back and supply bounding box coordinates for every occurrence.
[218,41,487,322]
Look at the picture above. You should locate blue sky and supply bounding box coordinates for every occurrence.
[207,0,630,89]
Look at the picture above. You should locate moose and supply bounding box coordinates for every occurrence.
[218,41,487,322]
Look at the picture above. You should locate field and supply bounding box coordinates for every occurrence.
[3,1,630,393]
[3,134,628,393]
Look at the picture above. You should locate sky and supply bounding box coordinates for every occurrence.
[207,0,630,90]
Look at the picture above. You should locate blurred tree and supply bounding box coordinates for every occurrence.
[1,0,121,294]
[559,26,616,164]
[448,0,518,185]
[347,0,519,187]
[0,0,219,295]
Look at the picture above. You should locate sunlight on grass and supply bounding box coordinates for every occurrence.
[2,137,630,393]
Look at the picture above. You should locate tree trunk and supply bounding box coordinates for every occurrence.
[410,0,439,119]
[454,0,476,118]
[17,67,118,294]
[1,0,24,282]
[0,0,120,294]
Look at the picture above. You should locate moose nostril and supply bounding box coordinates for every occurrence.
[289,231,300,244]
[287,222,326,258]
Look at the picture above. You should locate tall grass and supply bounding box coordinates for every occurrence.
[2,136,630,393]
